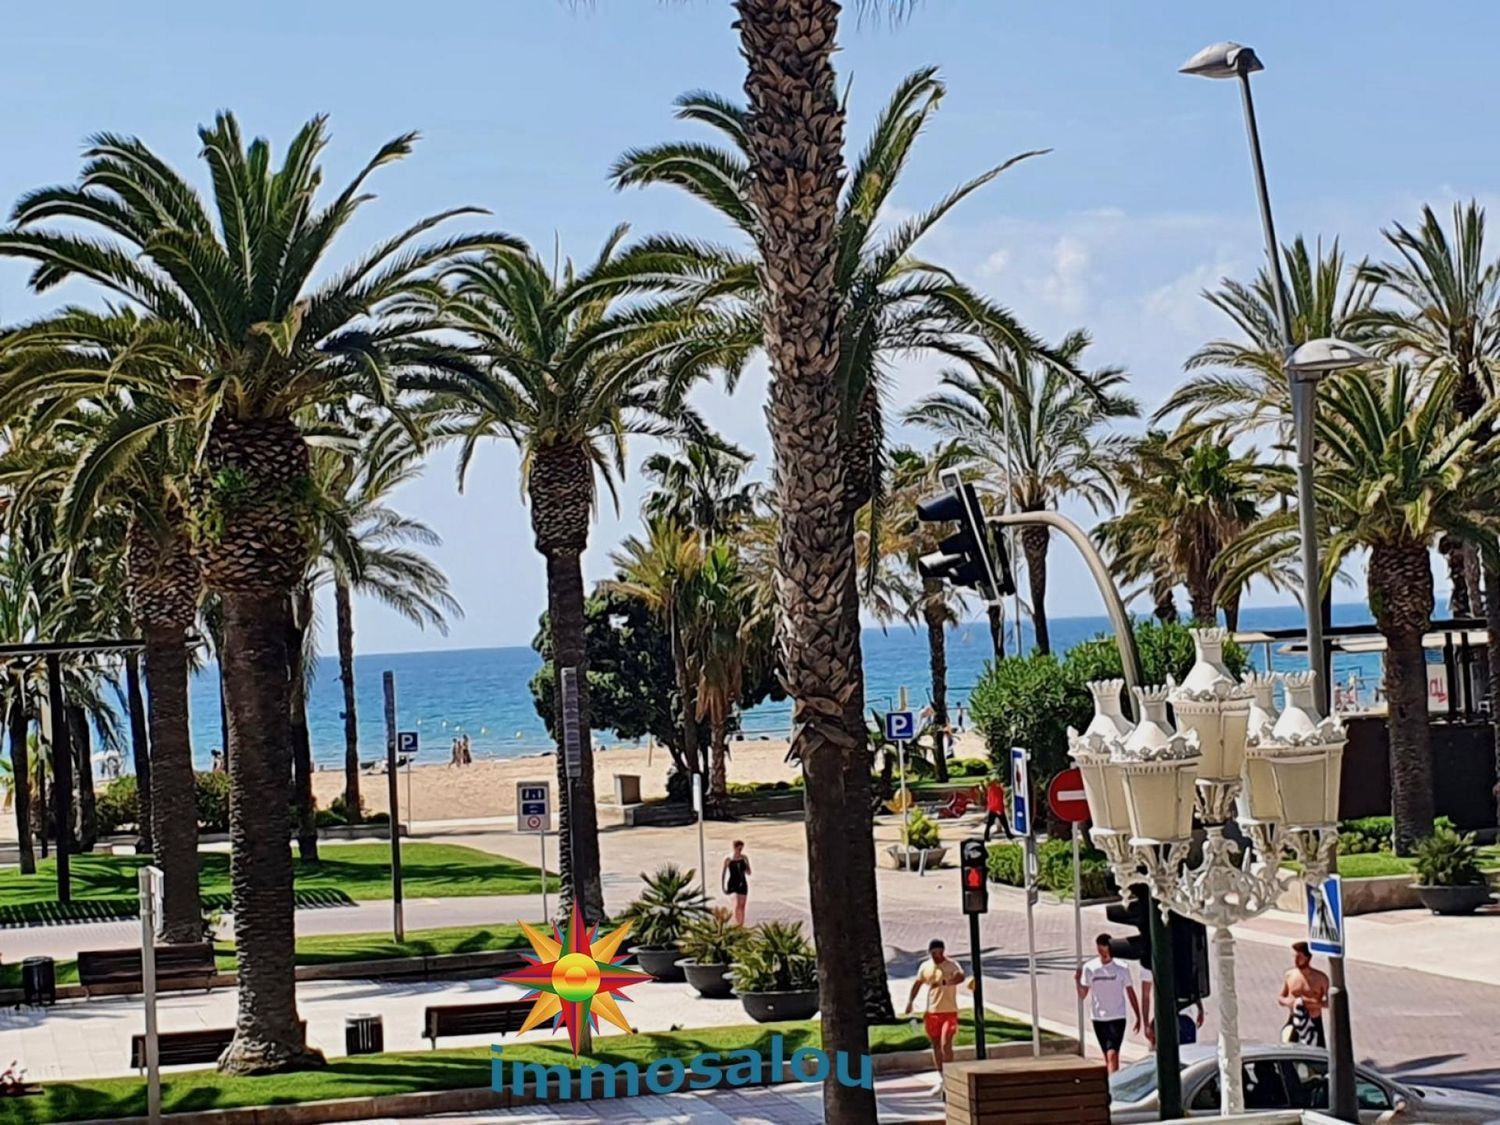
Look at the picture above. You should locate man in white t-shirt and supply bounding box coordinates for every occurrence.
[1074,934,1142,1072]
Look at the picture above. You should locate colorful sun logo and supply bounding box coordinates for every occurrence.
[499,902,654,1054]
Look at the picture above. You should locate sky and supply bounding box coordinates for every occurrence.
[2,1,1495,655]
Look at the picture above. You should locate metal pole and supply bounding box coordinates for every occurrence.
[139,866,161,1125]
[382,672,404,942]
[1024,834,1040,1058]
[1237,62,1355,1123]
[45,652,72,903]
[1146,890,1183,1119]
[969,910,987,1061]
[694,772,707,894]
[1213,925,1243,1115]
[1072,823,1085,1057]
[539,825,549,925]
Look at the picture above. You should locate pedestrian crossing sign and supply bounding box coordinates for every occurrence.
[1306,874,1344,957]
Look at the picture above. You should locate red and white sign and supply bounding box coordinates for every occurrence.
[1047,767,1090,823]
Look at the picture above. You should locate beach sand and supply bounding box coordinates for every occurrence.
[311,732,991,821]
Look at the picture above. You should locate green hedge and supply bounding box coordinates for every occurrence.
[1340,815,1453,854]
[987,839,1115,900]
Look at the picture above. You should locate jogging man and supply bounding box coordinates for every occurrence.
[1076,933,1142,1072]
[905,938,966,1093]
[1279,941,1330,1046]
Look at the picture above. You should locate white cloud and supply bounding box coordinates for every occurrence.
[980,248,1009,276]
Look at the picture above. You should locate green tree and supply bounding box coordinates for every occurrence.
[1226,367,1500,852]
[643,436,762,541]
[0,113,503,1073]
[685,541,756,803]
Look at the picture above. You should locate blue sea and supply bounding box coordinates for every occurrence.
[178,602,1412,771]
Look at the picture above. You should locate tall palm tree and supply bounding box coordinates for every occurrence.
[407,228,718,923]
[0,313,207,939]
[1226,366,1500,851]
[1358,202,1500,815]
[1158,237,1376,441]
[0,114,505,1073]
[642,436,761,540]
[684,541,755,803]
[906,333,1136,652]
[1096,434,1286,628]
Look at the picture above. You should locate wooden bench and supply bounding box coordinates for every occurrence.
[423,999,533,1048]
[129,1021,305,1072]
[78,943,218,997]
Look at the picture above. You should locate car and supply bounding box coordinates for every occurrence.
[1109,1043,1500,1123]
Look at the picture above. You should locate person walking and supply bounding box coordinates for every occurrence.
[982,772,1013,842]
[1279,941,1330,1046]
[905,938,966,1096]
[1076,934,1142,1072]
[721,840,751,925]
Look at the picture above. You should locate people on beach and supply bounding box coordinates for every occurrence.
[448,738,462,768]
[983,772,1013,841]
[954,704,965,732]
[211,748,225,773]
[1076,933,1142,1072]
[460,733,472,765]
[1279,941,1330,1047]
[905,937,965,1095]
[722,840,751,925]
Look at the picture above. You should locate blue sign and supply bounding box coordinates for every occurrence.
[1010,746,1031,837]
[397,731,419,754]
[1307,874,1344,957]
[884,710,916,742]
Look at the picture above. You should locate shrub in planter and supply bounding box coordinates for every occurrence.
[195,771,232,833]
[988,843,1024,886]
[622,864,708,979]
[903,809,941,849]
[1413,827,1492,915]
[96,776,140,834]
[678,907,748,998]
[1340,814,1454,855]
[731,920,819,1022]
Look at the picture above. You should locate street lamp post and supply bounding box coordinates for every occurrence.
[1181,41,1374,1121]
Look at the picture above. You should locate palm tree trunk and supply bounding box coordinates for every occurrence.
[34,753,47,858]
[1370,544,1436,855]
[987,602,1006,659]
[124,653,154,855]
[709,715,729,804]
[289,584,317,862]
[68,705,97,853]
[1020,524,1050,655]
[143,626,203,943]
[1485,559,1500,831]
[737,0,879,1116]
[1440,537,1471,615]
[217,589,321,1074]
[1221,585,1242,633]
[1152,568,1178,623]
[217,660,230,774]
[672,615,702,780]
[1186,576,1217,625]
[7,687,34,874]
[922,582,950,783]
[546,548,605,924]
[335,577,360,819]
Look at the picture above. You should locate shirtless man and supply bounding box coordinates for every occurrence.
[1279,941,1330,1046]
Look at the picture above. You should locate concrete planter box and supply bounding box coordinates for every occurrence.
[1414,883,1495,915]
[629,945,684,981]
[676,958,734,998]
[883,844,947,871]
[740,987,819,1023]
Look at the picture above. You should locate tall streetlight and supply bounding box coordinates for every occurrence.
[1180,40,1373,1123]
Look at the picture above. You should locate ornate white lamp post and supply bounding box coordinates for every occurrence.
[1071,630,1348,1116]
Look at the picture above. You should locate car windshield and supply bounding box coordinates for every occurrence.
[1111,1057,1168,1103]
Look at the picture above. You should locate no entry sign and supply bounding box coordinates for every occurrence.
[1047,767,1090,824]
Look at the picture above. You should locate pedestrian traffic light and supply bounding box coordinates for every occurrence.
[960,837,988,914]
[1106,891,1151,963]
[1106,890,1210,1006]
[915,478,1016,599]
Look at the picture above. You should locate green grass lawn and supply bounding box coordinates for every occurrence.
[0,1011,1033,1124]
[1283,844,1500,880]
[0,924,532,991]
[0,844,555,924]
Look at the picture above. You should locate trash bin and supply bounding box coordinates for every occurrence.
[22,957,56,1006]
[614,774,642,806]
[345,1013,383,1055]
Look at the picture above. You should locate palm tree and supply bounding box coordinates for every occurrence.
[906,333,1136,652]
[1096,434,1286,628]
[642,436,761,540]
[0,114,505,1073]
[1158,237,1376,441]
[407,228,716,923]
[1226,366,1500,851]
[684,542,755,803]
[1358,202,1500,814]
[610,519,707,782]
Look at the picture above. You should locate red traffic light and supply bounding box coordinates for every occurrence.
[965,867,983,889]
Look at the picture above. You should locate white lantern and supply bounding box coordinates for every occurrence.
[1115,686,1200,843]
[1261,672,1347,827]
[1239,672,1283,823]
[1084,678,1133,741]
[1169,628,1252,783]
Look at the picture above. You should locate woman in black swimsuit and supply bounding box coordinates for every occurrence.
[722,840,751,925]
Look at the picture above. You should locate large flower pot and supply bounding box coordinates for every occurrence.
[1414,884,1494,916]
[739,988,819,1023]
[884,845,947,871]
[677,958,733,998]
[629,945,684,981]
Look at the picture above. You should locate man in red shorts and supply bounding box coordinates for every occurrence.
[905,937,966,1094]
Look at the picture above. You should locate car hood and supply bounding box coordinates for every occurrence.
[1409,1083,1500,1122]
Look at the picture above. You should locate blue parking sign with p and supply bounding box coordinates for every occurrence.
[884,710,916,742]
[397,731,418,754]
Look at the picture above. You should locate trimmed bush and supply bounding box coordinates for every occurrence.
[1339,815,1454,855]
[987,843,1024,886]
[195,770,232,833]
[903,808,941,849]
[988,838,1114,900]
[96,776,140,833]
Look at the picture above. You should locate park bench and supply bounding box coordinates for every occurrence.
[423,999,533,1048]
[78,942,218,997]
[129,1021,305,1072]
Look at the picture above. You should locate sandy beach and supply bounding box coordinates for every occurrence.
[311,732,991,822]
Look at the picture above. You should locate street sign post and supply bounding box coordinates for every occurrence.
[959,838,989,1061]
[517,781,552,922]
[1050,764,1091,1057]
[883,710,916,742]
[888,695,918,858]
[382,672,404,942]
[692,773,707,896]
[138,865,163,1125]
[397,731,419,835]
[1010,746,1040,1056]
[1010,746,1032,837]
[1307,874,1344,957]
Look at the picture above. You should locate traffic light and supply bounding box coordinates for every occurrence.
[1106,890,1210,1006]
[960,837,988,914]
[916,478,1016,598]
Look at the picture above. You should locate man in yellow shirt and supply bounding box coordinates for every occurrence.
[904,937,966,1088]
